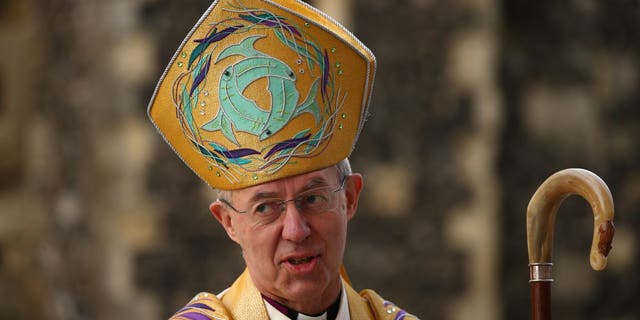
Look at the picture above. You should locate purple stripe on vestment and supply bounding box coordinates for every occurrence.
[395,310,407,320]
[176,311,212,320]
[177,303,214,313]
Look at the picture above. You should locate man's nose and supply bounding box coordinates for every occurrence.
[281,202,311,242]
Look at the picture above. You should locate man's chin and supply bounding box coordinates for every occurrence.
[278,285,328,307]
[278,272,339,301]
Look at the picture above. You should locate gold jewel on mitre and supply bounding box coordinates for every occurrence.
[147,0,376,190]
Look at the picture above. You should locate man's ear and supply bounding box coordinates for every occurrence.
[344,173,363,221]
[210,201,240,244]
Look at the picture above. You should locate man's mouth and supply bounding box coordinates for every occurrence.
[287,256,316,265]
[282,254,320,273]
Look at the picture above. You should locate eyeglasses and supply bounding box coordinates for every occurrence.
[219,176,348,224]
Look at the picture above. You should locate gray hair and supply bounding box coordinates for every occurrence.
[216,158,352,201]
[335,158,352,180]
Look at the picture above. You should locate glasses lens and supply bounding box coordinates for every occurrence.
[250,200,282,223]
[296,187,337,214]
[245,182,344,223]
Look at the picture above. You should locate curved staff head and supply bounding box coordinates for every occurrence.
[527,168,615,272]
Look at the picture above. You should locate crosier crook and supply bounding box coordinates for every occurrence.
[526,168,615,320]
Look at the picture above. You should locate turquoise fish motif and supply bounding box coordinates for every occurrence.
[201,35,322,146]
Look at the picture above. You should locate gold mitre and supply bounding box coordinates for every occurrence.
[147,0,376,190]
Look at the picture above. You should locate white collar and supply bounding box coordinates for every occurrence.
[264,283,350,320]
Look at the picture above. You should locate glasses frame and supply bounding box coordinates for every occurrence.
[219,175,349,215]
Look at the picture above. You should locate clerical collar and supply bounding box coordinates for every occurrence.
[261,290,342,320]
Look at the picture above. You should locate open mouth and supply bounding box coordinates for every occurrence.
[282,254,320,273]
[288,256,316,265]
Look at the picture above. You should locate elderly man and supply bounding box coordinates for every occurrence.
[148,0,416,318]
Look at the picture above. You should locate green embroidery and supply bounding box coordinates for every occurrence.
[169,2,348,182]
[201,35,321,145]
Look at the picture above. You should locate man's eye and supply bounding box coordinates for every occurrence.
[254,203,274,215]
[303,194,327,205]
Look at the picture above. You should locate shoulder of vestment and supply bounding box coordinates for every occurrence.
[359,289,420,320]
[169,291,233,320]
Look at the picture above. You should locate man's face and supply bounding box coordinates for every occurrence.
[210,167,363,311]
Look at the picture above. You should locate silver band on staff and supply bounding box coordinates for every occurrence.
[529,263,554,282]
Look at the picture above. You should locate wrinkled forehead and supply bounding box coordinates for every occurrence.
[227,166,339,199]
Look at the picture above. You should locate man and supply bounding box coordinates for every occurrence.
[148,0,417,318]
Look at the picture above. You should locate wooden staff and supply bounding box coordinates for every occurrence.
[526,168,615,320]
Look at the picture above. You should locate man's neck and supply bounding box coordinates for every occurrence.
[250,272,344,315]
[262,287,343,320]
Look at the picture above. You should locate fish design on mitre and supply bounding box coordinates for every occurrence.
[201,35,322,146]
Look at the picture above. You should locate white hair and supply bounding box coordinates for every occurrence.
[335,158,352,180]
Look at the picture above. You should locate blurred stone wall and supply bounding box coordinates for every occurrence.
[0,0,163,318]
[0,0,638,319]
[349,0,502,319]
[499,1,640,319]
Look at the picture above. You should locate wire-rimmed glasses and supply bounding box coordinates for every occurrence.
[219,176,348,224]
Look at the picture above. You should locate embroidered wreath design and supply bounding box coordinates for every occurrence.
[172,1,344,183]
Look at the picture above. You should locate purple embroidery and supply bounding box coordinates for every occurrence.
[190,55,211,96]
[217,148,261,159]
[321,49,330,102]
[264,134,311,159]
[190,25,244,69]
[194,25,244,44]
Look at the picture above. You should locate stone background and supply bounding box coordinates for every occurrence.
[0,0,638,319]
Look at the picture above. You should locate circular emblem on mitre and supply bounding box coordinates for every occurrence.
[148,0,375,190]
